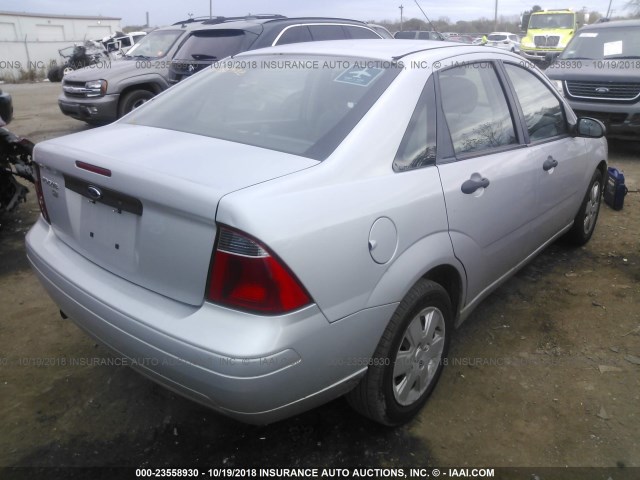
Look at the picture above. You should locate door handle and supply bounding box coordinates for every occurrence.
[543,156,558,171]
[461,176,490,194]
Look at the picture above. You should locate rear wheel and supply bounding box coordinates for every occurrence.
[565,168,603,245]
[118,90,154,117]
[347,279,452,425]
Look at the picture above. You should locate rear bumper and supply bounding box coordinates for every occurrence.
[25,218,395,424]
[58,93,118,124]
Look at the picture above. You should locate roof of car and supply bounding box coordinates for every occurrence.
[580,19,640,30]
[175,16,372,33]
[233,38,497,61]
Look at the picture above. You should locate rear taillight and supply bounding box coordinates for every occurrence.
[33,163,51,224]
[207,227,311,315]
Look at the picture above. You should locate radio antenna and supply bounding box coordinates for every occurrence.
[413,0,441,35]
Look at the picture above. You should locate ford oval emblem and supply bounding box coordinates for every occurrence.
[595,87,610,93]
[87,185,102,201]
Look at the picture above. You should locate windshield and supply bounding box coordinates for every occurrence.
[560,26,640,59]
[529,13,574,29]
[172,29,257,62]
[125,29,183,59]
[125,55,401,160]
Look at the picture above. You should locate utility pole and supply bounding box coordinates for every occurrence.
[606,0,613,18]
[494,0,498,31]
[399,5,404,31]
[210,0,212,19]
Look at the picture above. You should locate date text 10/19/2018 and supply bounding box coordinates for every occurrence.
[135,467,496,478]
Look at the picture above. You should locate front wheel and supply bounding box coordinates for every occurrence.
[347,279,452,426]
[565,168,603,245]
[118,90,154,118]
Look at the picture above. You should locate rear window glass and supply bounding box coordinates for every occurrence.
[173,30,257,62]
[125,55,401,160]
[488,34,507,41]
[395,31,417,39]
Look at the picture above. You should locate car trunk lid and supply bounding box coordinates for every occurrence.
[34,123,318,306]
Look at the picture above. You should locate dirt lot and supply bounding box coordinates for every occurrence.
[1,83,639,476]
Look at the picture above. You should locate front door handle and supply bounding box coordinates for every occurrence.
[543,156,559,171]
[461,176,490,194]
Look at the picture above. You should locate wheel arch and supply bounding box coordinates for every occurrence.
[119,82,162,99]
[365,232,467,325]
[421,264,463,325]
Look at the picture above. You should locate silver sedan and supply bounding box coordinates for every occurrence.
[26,40,607,425]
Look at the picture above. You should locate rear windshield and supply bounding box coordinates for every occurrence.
[125,29,183,59]
[560,26,640,60]
[125,55,401,160]
[173,29,258,63]
[488,34,507,41]
[395,31,417,39]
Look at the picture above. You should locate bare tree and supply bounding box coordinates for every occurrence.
[626,0,640,15]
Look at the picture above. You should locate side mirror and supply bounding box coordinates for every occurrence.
[576,117,606,138]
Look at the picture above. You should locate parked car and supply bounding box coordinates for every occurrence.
[485,32,521,52]
[394,30,445,40]
[47,41,111,82]
[448,34,475,44]
[57,22,192,124]
[520,9,578,62]
[168,17,383,83]
[29,40,606,426]
[0,88,12,124]
[103,31,148,59]
[545,19,640,140]
[58,15,383,123]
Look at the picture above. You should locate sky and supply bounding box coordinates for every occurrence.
[1,1,624,27]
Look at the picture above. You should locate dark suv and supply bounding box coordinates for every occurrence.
[168,17,383,83]
[545,19,640,140]
[58,15,382,124]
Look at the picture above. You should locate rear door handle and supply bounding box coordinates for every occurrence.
[461,176,490,194]
[543,156,559,171]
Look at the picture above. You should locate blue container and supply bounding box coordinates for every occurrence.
[604,167,627,211]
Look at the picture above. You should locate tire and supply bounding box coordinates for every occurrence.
[118,90,154,117]
[565,168,603,246]
[347,279,452,426]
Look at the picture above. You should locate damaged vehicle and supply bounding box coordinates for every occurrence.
[47,41,111,83]
[0,89,35,216]
[29,40,606,425]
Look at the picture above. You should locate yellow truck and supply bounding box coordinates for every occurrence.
[519,9,577,62]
